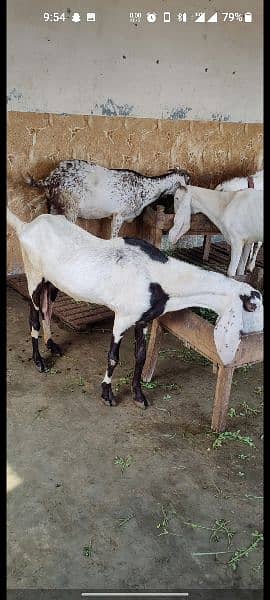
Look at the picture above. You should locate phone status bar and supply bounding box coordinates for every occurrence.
[42,10,254,24]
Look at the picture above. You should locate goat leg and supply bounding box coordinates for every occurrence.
[101,334,122,406]
[236,243,252,276]
[228,240,244,277]
[111,213,124,238]
[41,283,62,356]
[29,298,47,373]
[247,242,262,273]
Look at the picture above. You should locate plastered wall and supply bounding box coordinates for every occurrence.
[7,0,263,123]
[7,112,263,273]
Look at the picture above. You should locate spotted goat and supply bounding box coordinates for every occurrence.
[7,208,263,409]
[24,160,190,237]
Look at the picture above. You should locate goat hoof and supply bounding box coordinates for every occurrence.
[101,395,117,407]
[101,383,117,406]
[133,394,151,409]
[47,339,63,356]
[34,358,47,373]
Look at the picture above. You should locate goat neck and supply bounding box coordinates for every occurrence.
[190,186,231,229]
[141,173,185,207]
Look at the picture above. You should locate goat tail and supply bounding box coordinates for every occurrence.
[7,207,25,237]
[23,172,46,189]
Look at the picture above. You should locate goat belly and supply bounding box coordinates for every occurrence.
[77,205,112,219]
[45,271,105,307]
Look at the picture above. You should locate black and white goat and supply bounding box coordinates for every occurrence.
[169,185,263,277]
[215,170,263,273]
[7,208,263,409]
[24,160,190,237]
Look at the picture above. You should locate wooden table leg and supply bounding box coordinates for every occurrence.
[147,205,164,248]
[211,365,235,432]
[142,319,163,382]
[203,235,212,263]
[249,267,264,291]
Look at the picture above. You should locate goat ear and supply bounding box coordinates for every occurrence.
[214,297,243,365]
[242,300,264,334]
[168,188,192,244]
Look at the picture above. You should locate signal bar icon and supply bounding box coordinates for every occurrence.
[208,12,218,22]
[195,12,205,22]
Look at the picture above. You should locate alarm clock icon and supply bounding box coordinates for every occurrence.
[147,12,157,23]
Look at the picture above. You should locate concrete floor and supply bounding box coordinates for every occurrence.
[7,287,263,591]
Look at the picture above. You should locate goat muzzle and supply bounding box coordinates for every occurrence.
[240,290,261,312]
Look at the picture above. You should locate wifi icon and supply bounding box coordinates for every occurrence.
[208,12,218,22]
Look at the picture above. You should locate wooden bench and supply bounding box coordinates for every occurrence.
[142,205,219,253]
[142,309,263,432]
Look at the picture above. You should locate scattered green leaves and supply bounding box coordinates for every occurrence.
[83,541,93,558]
[238,454,249,461]
[179,345,209,365]
[239,364,252,375]
[47,367,60,375]
[254,386,263,396]
[212,430,255,449]
[228,402,261,419]
[160,382,179,392]
[245,494,263,500]
[117,513,135,527]
[252,560,263,574]
[141,380,159,390]
[228,531,263,571]
[156,505,173,536]
[186,521,263,572]
[115,374,132,392]
[185,519,235,548]
[114,456,133,475]
[209,519,236,546]
[162,432,176,440]
[239,401,261,418]
[159,348,180,359]
[192,307,218,325]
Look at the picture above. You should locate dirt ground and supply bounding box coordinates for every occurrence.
[7,287,263,592]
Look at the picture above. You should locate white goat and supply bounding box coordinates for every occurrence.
[215,170,263,192]
[24,160,190,237]
[7,208,263,409]
[169,185,263,277]
[215,170,263,273]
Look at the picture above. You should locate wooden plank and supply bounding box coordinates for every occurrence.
[159,309,263,368]
[149,206,166,248]
[202,235,212,262]
[142,319,163,382]
[159,310,220,364]
[143,207,220,235]
[187,214,220,235]
[77,213,145,240]
[234,331,263,366]
[212,365,235,432]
